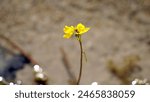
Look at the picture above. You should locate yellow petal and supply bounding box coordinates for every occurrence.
[76,23,90,34]
[63,33,72,39]
[63,26,75,34]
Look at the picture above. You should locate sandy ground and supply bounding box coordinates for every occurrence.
[0,0,150,84]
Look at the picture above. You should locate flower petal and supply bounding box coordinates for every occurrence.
[63,26,75,34]
[63,33,72,39]
[76,23,90,34]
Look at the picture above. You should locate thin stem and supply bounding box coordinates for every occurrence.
[77,38,83,85]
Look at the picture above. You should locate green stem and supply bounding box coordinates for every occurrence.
[77,38,83,85]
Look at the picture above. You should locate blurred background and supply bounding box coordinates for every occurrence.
[0,0,150,85]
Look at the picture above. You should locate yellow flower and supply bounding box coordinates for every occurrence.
[75,23,90,35]
[63,26,75,39]
[63,23,90,39]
